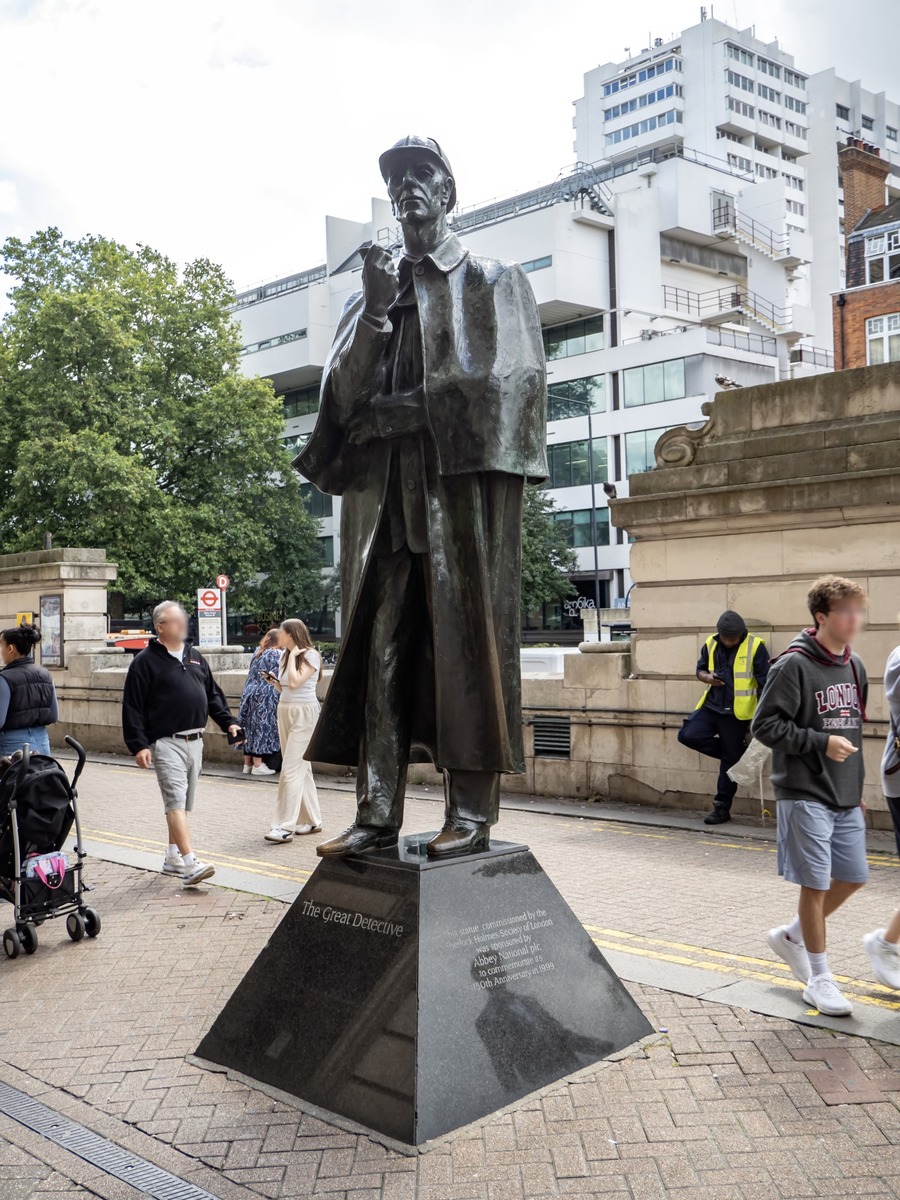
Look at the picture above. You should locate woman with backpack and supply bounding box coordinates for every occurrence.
[0,623,59,757]
[262,619,323,843]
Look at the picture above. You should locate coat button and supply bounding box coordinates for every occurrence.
[406,479,417,491]
[414,264,425,276]
[385,425,393,433]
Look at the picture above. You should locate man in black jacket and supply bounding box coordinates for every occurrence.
[122,601,240,885]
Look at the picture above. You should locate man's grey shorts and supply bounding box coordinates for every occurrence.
[776,799,869,890]
[153,737,203,814]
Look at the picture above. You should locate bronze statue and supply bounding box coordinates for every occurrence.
[296,135,547,859]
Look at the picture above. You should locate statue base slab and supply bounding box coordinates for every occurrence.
[193,833,652,1147]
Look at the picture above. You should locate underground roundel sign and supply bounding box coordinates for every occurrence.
[198,589,221,612]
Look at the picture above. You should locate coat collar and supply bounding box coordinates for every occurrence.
[404,232,468,274]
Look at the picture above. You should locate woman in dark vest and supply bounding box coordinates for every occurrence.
[0,623,59,756]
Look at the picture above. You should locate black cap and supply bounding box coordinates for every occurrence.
[716,610,747,638]
[378,135,456,210]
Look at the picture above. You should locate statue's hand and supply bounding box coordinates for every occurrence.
[361,244,399,320]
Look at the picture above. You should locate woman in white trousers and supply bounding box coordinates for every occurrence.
[263,619,323,843]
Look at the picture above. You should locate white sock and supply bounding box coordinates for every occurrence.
[786,916,804,944]
[168,844,180,858]
[183,852,196,867]
[808,950,829,978]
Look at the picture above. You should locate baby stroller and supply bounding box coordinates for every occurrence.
[0,736,100,959]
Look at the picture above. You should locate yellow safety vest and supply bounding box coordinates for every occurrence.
[695,632,765,721]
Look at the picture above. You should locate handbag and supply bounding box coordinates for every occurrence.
[884,710,900,777]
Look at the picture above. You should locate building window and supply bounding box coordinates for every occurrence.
[757,83,781,104]
[836,104,850,121]
[865,232,900,283]
[623,359,686,407]
[758,57,781,79]
[888,126,898,142]
[543,316,604,359]
[726,97,755,119]
[282,432,310,457]
[300,482,332,519]
[756,164,779,180]
[782,173,804,191]
[601,55,681,96]
[282,385,320,419]
[318,536,335,568]
[605,108,682,146]
[547,373,606,420]
[862,115,875,131]
[728,153,753,173]
[782,152,798,164]
[717,129,747,144]
[726,44,754,67]
[758,109,782,130]
[726,69,754,93]
[784,120,807,140]
[603,83,682,121]
[552,508,610,547]
[785,199,806,216]
[242,328,307,355]
[867,314,900,364]
[783,69,806,90]
[546,439,608,489]
[625,427,668,474]
[784,95,807,115]
[521,255,552,273]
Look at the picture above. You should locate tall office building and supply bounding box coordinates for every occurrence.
[231,14,895,639]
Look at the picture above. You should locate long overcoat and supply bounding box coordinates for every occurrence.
[295,232,547,774]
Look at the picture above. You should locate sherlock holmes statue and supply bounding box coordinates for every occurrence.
[296,136,548,859]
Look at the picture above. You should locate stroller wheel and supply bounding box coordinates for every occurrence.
[82,908,101,938]
[3,929,21,959]
[66,913,86,943]
[17,924,38,955]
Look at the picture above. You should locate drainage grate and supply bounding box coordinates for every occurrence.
[0,1080,223,1200]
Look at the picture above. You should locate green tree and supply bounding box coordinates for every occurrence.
[0,228,324,616]
[520,485,578,616]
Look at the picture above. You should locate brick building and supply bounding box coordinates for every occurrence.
[833,138,900,369]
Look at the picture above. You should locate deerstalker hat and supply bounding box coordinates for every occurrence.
[378,135,457,210]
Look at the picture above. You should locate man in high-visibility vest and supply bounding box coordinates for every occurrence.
[678,610,770,825]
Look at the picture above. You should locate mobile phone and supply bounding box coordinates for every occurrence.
[262,670,277,682]
[227,726,245,745]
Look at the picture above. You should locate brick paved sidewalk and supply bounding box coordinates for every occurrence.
[3,861,900,1199]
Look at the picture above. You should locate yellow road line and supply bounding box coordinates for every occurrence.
[82,828,312,885]
[590,821,900,868]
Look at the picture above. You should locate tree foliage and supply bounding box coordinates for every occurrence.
[520,485,578,615]
[0,228,324,617]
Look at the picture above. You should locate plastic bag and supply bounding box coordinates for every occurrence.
[727,737,770,786]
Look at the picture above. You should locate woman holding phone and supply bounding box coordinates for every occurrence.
[263,619,323,843]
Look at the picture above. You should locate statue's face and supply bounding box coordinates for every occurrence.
[386,155,453,224]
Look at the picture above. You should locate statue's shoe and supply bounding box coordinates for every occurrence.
[426,822,489,858]
[316,824,399,858]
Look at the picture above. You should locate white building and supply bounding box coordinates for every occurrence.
[233,13,899,638]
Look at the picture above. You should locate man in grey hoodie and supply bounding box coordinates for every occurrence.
[751,575,869,1018]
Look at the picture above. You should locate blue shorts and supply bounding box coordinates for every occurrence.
[776,799,868,890]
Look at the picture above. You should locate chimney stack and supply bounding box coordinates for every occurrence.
[839,136,890,235]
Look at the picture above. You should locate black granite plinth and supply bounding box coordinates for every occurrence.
[195,833,652,1146]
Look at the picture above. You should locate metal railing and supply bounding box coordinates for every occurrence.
[232,264,328,310]
[790,345,835,368]
[712,203,792,258]
[451,142,755,234]
[706,325,778,356]
[662,284,792,332]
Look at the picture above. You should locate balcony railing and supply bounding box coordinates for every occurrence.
[663,284,792,333]
[712,203,793,259]
[790,345,835,368]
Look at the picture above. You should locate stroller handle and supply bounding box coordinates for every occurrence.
[65,735,87,789]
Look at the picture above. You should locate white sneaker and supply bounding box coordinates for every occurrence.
[264,826,293,843]
[863,929,900,990]
[242,764,252,774]
[161,851,184,877]
[251,765,276,776]
[292,824,323,835]
[803,973,853,1017]
[767,925,811,984]
[182,860,215,886]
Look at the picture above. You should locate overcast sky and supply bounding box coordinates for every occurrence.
[0,0,893,295]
